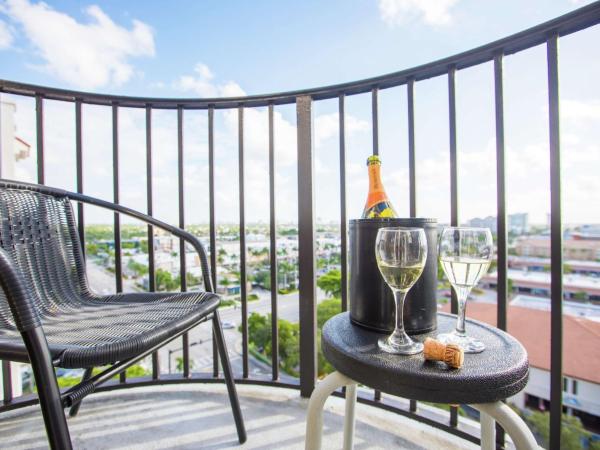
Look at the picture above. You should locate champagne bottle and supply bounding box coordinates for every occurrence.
[361,155,398,219]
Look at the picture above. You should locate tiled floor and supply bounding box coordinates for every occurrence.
[1,384,477,449]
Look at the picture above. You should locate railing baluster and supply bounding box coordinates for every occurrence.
[238,105,249,379]
[371,87,383,403]
[297,95,317,398]
[547,33,563,450]
[75,99,85,254]
[268,103,279,380]
[372,88,379,156]
[2,360,12,404]
[494,53,508,333]
[177,105,190,378]
[493,52,508,449]
[36,94,44,184]
[448,65,459,428]
[208,106,219,377]
[407,79,417,218]
[146,105,159,380]
[339,94,348,312]
[111,103,125,384]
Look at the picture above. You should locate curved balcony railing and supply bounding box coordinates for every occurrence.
[2,2,600,448]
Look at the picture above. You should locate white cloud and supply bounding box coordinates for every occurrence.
[3,0,155,88]
[174,62,245,98]
[378,0,459,26]
[314,113,369,147]
[0,19,13,49]
[562,99,600,122]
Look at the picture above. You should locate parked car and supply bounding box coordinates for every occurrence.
[222,321,236,329]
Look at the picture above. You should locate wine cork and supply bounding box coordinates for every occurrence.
[424,338,464,369]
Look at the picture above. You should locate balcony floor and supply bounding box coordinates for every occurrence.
[1,384,477,449]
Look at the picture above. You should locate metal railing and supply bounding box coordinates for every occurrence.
[2,2,600,448]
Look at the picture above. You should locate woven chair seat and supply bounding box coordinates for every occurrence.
[0,291,219,368]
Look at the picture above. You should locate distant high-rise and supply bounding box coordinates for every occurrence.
[509,213,529,235]
[466,213,529,235]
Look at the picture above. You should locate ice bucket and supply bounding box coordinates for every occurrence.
[349,218,438,335]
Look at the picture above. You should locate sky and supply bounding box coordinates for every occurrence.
[0,0,599,226]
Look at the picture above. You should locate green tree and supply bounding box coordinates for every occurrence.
[156,268,177,291]
[524,409,591,449]
[175,356,195,373]
[317,269,342,298]
[127,259,148,277]
[317,298,341,328]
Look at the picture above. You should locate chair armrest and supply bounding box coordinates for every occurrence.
[0,247,41,331]
[66,192,215,293]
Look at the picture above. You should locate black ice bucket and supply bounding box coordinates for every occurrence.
[349,218,438,335]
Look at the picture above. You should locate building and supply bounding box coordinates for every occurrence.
[1,100,31,179]
[509,213,529,235]
[467,215,497,233]
[516,236,600,261]
[571,225,600,240]
[510,294,600,320]
[466,213,529,235]
[482,269,600,301]
[508,255,600,276]
[0,100,30,402]
[442,302,600,432]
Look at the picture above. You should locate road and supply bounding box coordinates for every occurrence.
[156,288,327,382]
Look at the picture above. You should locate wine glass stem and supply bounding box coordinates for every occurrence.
[455,289,469,336]
[394,290,407,337]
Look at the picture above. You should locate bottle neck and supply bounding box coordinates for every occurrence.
[368,163,384,193]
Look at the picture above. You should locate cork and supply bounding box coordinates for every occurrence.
[424,338,464,369]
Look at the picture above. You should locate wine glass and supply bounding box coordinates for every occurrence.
[437,227,493,353]
[375,227,428,355]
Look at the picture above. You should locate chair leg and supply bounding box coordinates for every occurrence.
[68,367,93,417]
[23,328,73,450]
[213,310,247,444]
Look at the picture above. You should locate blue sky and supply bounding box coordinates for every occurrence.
[0,0,598,226]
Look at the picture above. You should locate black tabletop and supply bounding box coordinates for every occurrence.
[322,312,529,404]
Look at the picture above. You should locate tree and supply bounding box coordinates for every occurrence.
[127,259,148,277]
[317,269,341,298]
[156,268,178,291]
[317,298,341,328]
[524,409,592,449]
[175,356,194,373]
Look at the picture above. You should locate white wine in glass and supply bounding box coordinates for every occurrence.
[375,227,427,355]
[437,227,493,353]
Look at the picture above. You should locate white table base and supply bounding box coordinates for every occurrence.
[305,371,540,450]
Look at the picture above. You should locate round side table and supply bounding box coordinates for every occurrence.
[304,312,539,450]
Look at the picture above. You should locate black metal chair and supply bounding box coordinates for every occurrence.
[0,180,246,449]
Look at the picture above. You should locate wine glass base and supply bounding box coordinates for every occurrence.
[378,336,424,355]
[437,332,485,354]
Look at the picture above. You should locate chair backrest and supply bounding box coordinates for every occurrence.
[0,186,88,330]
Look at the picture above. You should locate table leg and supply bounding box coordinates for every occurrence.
[343,384,357,450]
[305,371,357,450]
[480,411,495,450]
[472,402,539,450]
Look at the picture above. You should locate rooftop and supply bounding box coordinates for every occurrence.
[442,302,600,385]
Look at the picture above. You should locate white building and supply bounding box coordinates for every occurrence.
[0,99,31,401]
[1,100,31,179]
